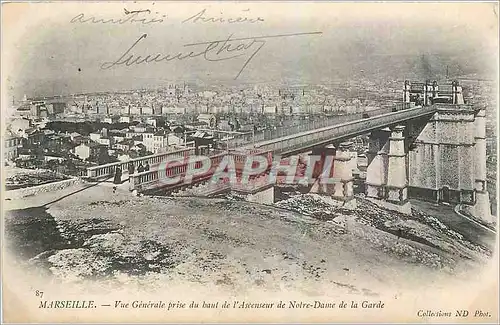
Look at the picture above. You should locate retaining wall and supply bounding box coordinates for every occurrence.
[4,178,82,200]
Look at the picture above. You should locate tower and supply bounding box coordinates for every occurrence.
[432,81,438,98]
[403,80,410,103]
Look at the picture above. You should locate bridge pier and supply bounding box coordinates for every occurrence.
[366,130,389,165]
[310,146,336,195]
[309,143,356,209]
[464,107,493,223]
[385,126,411,214]
[365,132,389,201]
[331,142,356,209]
[366,135,379,165]
[366,126,411,214]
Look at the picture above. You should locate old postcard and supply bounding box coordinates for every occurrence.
[1,1,499,323]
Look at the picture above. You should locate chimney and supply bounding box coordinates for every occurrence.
[432,81,438,98]
[452,80,458,104]
[454,80,464,105]
[423,80,430,106]
[403,80,410,103]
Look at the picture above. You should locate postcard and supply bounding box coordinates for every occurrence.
[2,1,498,323]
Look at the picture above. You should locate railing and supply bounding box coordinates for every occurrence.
[394,102,413,111]
[129,152,226,192]
[86,147,195,181]
[128,106,437,193]
[250,106,437,155]
[226,108,394,148]
[129,148,272,193]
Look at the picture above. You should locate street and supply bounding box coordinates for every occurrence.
[410,199,496,251]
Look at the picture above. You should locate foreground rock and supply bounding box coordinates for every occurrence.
[3,183,494,297]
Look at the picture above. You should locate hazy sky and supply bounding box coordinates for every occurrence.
[3,2,498,99]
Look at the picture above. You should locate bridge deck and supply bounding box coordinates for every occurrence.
[127,106,437,193]
[242,106,436,156]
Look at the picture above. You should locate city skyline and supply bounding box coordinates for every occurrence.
[4,2,498,100]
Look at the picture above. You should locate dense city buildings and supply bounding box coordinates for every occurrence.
[5,80,497,181]
[5,81,404,173]
[4,79,497,217]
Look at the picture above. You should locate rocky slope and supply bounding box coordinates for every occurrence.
[4,184,494,298]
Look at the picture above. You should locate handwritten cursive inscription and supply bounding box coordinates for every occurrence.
[182,8,264,24]
[70,11,166,25]
[124,8,151,15]
[100,31,322,79]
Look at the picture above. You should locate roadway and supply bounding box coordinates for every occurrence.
[410,199,496,251]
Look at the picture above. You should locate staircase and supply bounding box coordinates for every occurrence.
[172,179,230,197]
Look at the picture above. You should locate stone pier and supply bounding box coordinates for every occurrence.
[365,131,390,201]
[366,134,382,166]
[366,126,411,214]
[465,107,493,223]
[384,125,411,214]
[331,142,356,209]
[309,142,356,209]
[309,145,336,195]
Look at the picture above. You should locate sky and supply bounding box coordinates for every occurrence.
[3,2,498,99]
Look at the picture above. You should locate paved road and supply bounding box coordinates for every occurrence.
[410,199,496,250]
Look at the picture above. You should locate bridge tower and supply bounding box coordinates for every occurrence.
[432,81,439,99]
[403,80,411,104]
[407,81,492,224]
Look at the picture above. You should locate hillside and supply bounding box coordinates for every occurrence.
[4,183,495,298]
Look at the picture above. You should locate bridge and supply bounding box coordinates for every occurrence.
[84,80,494,225]
[224,107,395,149]
[85,107,397,182]
[240,105,436,156]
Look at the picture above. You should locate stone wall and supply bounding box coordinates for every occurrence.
[242,186,275,205]
[4,178,82,200]
[408,105,476,204]
[408,105,492,222]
